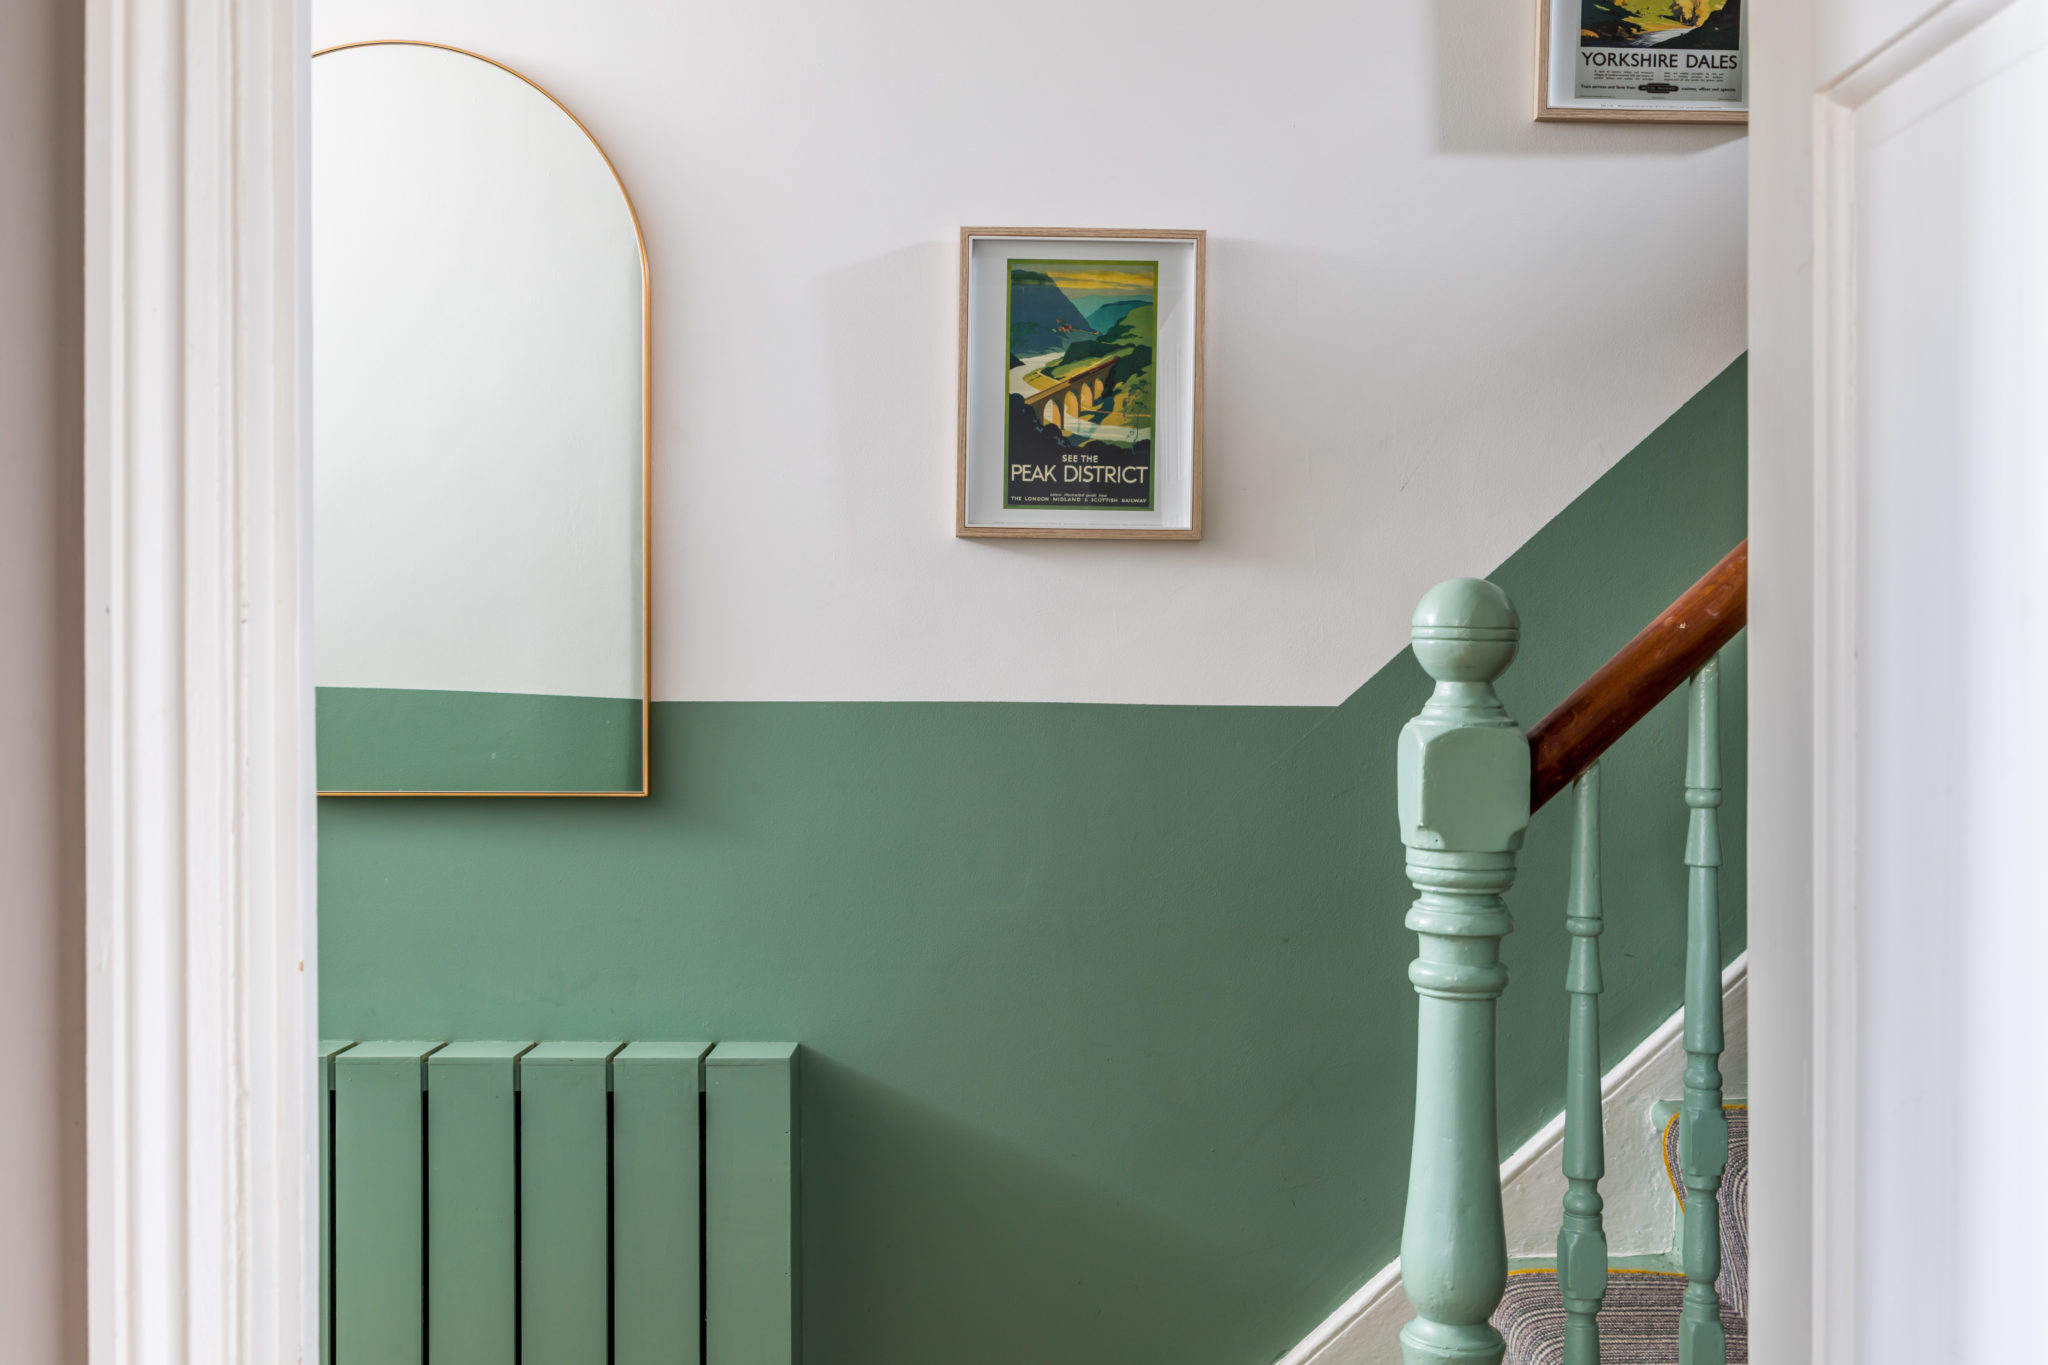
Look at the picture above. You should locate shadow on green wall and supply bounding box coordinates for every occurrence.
[320,356,1747,1365]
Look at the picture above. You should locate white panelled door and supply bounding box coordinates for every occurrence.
[1750,2,2048,1363]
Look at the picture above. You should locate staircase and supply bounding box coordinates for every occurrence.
[1492,1111,1749,1364]
[1393,542,1748,1365]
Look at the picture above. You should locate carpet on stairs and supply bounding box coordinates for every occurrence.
[1494,1269,1747,1365]
[1490,1107,1750,1364]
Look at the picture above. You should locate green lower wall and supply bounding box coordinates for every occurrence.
[316,686,642,793]
[319,358,1747,1364]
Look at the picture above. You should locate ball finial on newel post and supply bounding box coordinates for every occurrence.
[1410,577,1520,686]
[1401,578,1527,849]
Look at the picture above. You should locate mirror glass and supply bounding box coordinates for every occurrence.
[312,42,647,795]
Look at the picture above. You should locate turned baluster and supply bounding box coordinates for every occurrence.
[1396,579,1530,1365]
[1558,765,1608,1365]
[1679,655,1728,1365]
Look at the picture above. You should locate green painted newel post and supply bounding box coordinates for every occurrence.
[1397,578,1530,1365]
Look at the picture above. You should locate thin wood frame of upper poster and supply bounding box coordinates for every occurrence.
[956,227,1205,540]
[1534,0,1749,125]
[313,40,653,798]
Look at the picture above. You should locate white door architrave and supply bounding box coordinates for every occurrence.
[83,1,315,1362]
[1751,1,2048,1362]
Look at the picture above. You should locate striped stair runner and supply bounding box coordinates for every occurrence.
[1491,1109,1749,1364]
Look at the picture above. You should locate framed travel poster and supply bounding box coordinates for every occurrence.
[957,228,1204,539]
[1537,0,1748,123]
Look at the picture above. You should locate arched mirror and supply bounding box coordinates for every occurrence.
[312,42,649,796]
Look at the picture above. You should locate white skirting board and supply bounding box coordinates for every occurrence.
[1276,954,1748,1365]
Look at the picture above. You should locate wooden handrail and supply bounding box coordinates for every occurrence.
[1526,540,1748,812]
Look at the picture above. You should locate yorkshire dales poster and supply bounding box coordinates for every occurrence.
[1576,0,1743,103]
[1003,259,1158,510]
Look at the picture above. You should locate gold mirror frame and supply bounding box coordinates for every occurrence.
[312,41,652,798]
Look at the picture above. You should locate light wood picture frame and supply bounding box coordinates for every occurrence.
[1536,0,1748,124]
[956,227,1205,540]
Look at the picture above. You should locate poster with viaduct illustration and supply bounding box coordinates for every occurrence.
[1003,259,1157,510]
[1577,0,1743,103]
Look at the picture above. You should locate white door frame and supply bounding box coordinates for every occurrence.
[1750,2,2037,1361]
[1747,7,1833,1359]
[83,1,316,1362]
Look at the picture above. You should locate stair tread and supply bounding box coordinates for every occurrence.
[1493,1109,1749,1365]
[1507,1254,1681,1274]
[1493,1269,1747,1364]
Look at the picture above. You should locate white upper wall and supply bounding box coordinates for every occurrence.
[313,0,1747,706]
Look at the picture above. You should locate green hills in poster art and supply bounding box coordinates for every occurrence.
[1045,306,1156,418]
[1009,270,1098,356]
[1086,297,1152,333]
[1581,0,1738,46]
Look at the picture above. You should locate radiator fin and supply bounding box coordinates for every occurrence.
[317,1040,356,1365]
[521,1042,623,1365]
[428,1043,530,1365]
[706,1043,801,1365]
[614,1042,713,1365]
[334,1041,443,1365]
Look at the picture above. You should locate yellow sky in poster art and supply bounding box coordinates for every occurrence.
[1597,0,1731,35]
[1037,265,1156,294]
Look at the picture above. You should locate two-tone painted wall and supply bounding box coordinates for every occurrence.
[312,3,1748,1361]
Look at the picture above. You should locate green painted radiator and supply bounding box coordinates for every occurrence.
[317,1040,799,1365]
